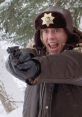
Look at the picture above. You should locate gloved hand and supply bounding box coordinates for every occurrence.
[7,46,34,64]
[7,46,41,85]
[16,58,41,85]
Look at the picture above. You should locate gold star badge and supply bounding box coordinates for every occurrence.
[41,13,55,27]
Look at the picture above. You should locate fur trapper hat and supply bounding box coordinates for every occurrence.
[34,6,80,50]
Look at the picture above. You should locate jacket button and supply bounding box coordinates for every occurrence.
[45,106,48,109]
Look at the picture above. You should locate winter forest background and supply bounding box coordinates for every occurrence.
[0,0,82,117]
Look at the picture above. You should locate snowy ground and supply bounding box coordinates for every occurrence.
[0,41,26,117]
[0,103,23,117]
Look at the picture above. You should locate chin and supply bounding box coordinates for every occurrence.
[49,51,59,55]
[49,49,61,55]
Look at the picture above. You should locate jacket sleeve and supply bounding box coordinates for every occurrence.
[34,50,82,86]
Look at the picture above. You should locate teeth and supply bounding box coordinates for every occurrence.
[48,42,65,46]
[49,42,58,45]
[48,43,58,49]
[50,43,57,46]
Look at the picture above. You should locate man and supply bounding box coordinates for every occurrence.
[6,6,82,117]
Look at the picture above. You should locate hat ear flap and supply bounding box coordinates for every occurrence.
[65,32,79,50]
[34,30,44,49]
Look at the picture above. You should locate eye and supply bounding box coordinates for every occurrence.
[55,28,64,32]
[50,28,60,33]
[42,29,49,34]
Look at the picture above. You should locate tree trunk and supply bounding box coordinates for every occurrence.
[0,81,16,113]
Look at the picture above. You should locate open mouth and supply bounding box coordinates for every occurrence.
[48,42,59,49]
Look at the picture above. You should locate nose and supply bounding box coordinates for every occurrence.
[48,31,55,40]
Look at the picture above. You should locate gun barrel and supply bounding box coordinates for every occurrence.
[7,46,19,54]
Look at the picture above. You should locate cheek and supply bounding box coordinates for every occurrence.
[57,33,68,43]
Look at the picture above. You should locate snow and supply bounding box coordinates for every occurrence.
[0,0,13,11]
[0,41,25,117]
[0,1,82,116]
[7,107,23,117]
[0,104,23,117]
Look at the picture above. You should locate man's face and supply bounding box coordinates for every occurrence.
[41,28,68,54]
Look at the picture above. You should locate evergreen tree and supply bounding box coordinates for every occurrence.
[0,0,82,46]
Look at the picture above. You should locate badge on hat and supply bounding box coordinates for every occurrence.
[41,13,55,27]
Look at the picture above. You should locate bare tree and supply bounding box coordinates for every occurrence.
[0,80,17,113]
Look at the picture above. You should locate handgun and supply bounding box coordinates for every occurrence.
[7,46,21,59]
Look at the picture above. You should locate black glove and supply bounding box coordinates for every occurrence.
[16,59,41,85]
[7,46,41,85]
[7,46,34,64]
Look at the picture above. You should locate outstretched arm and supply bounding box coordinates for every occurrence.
[6,48,82,86]
[35,50,82,86]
